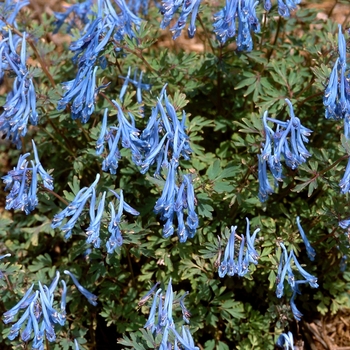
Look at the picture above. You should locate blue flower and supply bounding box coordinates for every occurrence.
[3,273,67,347]
[257,155,274,202]
[51,174,100,238]
[0,32,38,148]
[296,216,316,261]
[96,108,108,155]
[138,282,160,307]
[290,290,303,321]
[168,0,202,40]
[32,140,54,190]
[86,190,106,248]
[213,0,259,50]
[277,0,301,18]
[184,175,198,236]
[144,288,162,332]
[276,331,295,349]
[292,251,318,288]
[64,270,98,306]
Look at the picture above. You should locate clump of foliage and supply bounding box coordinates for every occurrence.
[0,0,350,349]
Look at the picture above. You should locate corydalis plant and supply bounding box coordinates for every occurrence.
[2,140,53,214]
[141,279,199,349]
[323,25,350,129]
[258,99,313,202]
[276,242,318,321]
[51,174,139,251]
[0,30,38,148]
[3,272,67,348]
[217,218,260,278]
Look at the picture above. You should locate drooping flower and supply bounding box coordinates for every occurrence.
[141,279,198,349]
[3,140,53,214]
[296,216,316,261]
[3,272,67,348]
[257,100,313,202]
[64,270,98,306]
[0,31,38,148]
[276,331,295,349]
[217,219,260,278]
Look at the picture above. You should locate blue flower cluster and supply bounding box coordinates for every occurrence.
[324,25,350,127]
[57,0,141,123]
[3,272,67,349]
[213,0,259,50]
[217,218,260,278]
[276,331,295,349]
[213,0,300,49]
[2,140,53,214]
[141,279,199,349]
[3,270,97,349]
[258,99,313,202]
[51,174,139,252]
[160,0,202,40]
[0,31,38,148]
[160,0,301,46]
[96,86,197,242]
[276,242,318,321]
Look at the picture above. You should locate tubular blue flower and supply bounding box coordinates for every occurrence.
[324,58,339,120]
[144,288,162,332]
[109,189,140,216]
[292,252,318,288]
[276,331,294,349]
[4,274,67,346]
[168,0,202,40]
[74,339,81,350]
[32,140,54,190]
[245,217,260,264]
[86,191,106,248]
[184,175,198,237]
[290,290,303,321]
[170,326,199,350]
[96,108,108,155]
[226,226,236,277]
[106,198,124,253]
[51,174,100,236]
[257,154,274,202]
[179,291,191,324]
[276,243,293,298]
[296,216,316,261]
[64,270,98,306]
[138,282,160,307]
[338,24,347,67]
[0,32,38,148]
